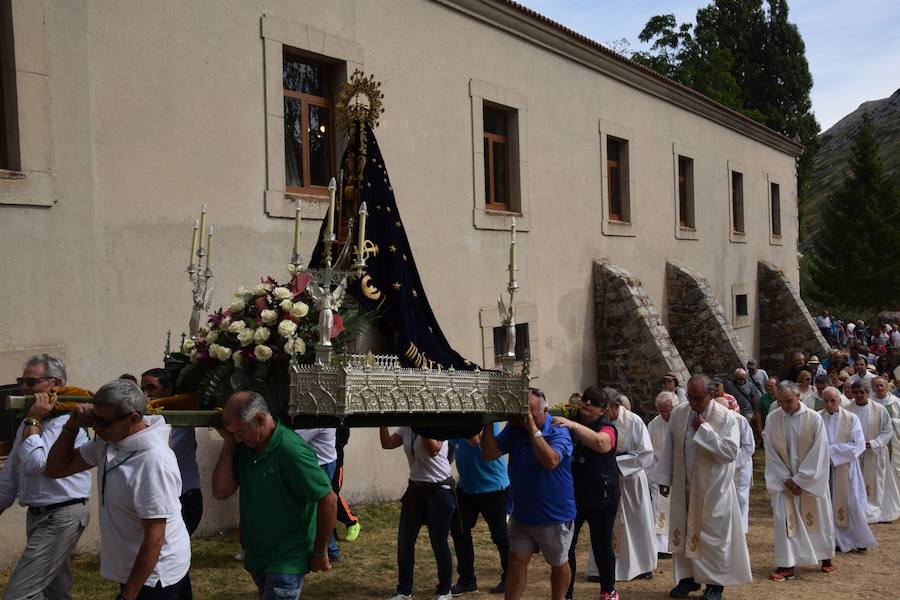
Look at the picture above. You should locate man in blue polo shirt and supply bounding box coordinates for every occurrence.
[482,388,576,600]
[449,423,510,596]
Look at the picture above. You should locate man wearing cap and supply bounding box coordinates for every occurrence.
[807,356,827,378]
[0,354,92,600]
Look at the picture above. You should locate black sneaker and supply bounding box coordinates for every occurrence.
[670,578,701,598]
[488,581,505,594]
[701,585,723,600]
[450,581,477,596]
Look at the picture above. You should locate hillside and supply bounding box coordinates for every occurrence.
[800,88,900,247]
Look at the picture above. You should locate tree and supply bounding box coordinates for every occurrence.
[633,1,820,194]
[804,114,900,314]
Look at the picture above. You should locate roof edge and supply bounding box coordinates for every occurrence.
[432,0,804,158]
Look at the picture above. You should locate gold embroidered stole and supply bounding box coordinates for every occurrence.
[668,402,726,559]
[650,417,669,536]
[768,408,819,537]
[858,402,881,500]
[822,408,855,527]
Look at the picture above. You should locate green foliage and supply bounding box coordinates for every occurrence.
[804,114,900,313]
[634,1,819,191]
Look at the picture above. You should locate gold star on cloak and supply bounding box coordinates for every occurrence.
[395,221,402,228]
[388,244,397,253]
[392,282,402,290]
[402,254,408,261]
[411,289,418,298]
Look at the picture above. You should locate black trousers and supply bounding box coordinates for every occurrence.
[567,498,619,597]
[180,489,203,537]
[449,487,509,586]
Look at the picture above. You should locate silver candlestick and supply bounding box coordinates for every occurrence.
[498,218,518,375]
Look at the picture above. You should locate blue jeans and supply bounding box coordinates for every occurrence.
[397,484,455,596]
[320,460,340,559]
[252,572,305,600]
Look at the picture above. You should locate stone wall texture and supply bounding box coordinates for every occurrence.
[758,261,830,377]
[593,260,691,417]
[666,260,749,378]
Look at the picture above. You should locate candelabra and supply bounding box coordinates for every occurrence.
[186,205,214,337]
[498,218,518,375]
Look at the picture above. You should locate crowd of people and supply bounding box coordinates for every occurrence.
[3,338,900,600]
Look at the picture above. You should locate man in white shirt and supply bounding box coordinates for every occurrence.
[295,427,341,561]
[45,379,192,600]
[0,354,92,600]
[849,357,875,389]
[647,392,675,555]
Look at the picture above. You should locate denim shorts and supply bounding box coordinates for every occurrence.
[252,572,305,600]
[507,517,574,567]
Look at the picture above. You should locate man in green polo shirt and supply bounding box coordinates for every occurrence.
[212,391,336,599]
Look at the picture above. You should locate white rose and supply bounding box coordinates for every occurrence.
[228,320,246,333]
[253,327,271,343]
[254,344,273,362]
[260,309,278,325]
[208,342,221,356]
[279,299,293,312]
[290,301,309,318]
[215,345,232,361]
[293,338,306,355]
[233,352,243,367]
[277,320,298,338]
[205,330,218,344]
[198,323,211,336]
[230,298,245,313]
[181,339,196,353]
[234,286,250,298]
[237,329,255,347]
[283,339,296,354]
[273,287,292,301]
[287,263,300,275]
[253,282,272,296]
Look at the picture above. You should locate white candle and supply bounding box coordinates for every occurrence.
[326,177,337,240]
[357,202,368,262]
[189,219,199,268]
[509,217,517,284]
[293,197,302,257]
[205,226,213,271]
[198,203,207,251]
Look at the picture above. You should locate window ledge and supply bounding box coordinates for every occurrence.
[769,234,784,246]
[601,218,635,237]
[474,207,531,231]
[0,169,25,180]
[266,188,328,219]
[729,230,748,244]
[675,225,699,240]
[0,170,58,207]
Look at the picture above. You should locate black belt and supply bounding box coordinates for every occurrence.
[29,498,87,515]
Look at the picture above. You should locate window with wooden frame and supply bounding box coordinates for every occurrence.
[770,182,781,237]
[283,52,335,196]
[731,170,745,234]
[678,155,695,228]
[483,104,512,211]
[606,136,629,222]
[0,1,19,172]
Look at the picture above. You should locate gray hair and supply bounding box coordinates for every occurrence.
[238,391,270,423]
[25,354,67,385]
[93,379,146,416]
[777,380,799,395]
[687,373,712,394]
[655,391,676,408]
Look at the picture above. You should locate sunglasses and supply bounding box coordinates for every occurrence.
[16,376,53,387]
[93,411,137,428]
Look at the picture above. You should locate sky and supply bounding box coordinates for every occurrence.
[516,0,900,131]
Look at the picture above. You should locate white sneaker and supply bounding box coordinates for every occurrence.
[388,595,411,600]
[233,549,244,561]
[432,595,452,600]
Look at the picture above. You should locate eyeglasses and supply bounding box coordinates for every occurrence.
[93,411,137,428]
[16,376,52,387]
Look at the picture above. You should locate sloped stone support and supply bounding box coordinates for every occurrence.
[666,260,749,378]
[758,261,829,377]
[593,260,690,417]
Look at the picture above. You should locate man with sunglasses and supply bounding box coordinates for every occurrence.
[45,379,192,599]
[0,354,92,600]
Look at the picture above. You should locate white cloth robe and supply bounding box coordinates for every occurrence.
[820,408,877,551]
[874,393,900,496]
[586,408,658,581]
[733,414,756,534]
[656,400,752,587]
[847,401,900,523]
[647,414,670,553]
[763,404,835,567]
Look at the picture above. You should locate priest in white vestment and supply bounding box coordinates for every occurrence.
[713,397,755,534]
[872,377,900,492]
[764,380,835,581]
[657,375,751,600]
[819,386,877,552]
[647,392,676,555]
[586,398,657,582]
[847,380,900,523]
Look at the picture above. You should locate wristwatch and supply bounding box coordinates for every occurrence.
[532,429,543,439]
[24,417,40,428]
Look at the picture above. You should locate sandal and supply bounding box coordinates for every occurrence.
[769,568,795,581]
[821,564,835,574]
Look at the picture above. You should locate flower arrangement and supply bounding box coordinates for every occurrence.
[176,267,365,411]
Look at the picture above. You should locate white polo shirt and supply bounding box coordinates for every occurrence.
[80,415,190,587]
[294,427,337,466]
[398,427,450,484]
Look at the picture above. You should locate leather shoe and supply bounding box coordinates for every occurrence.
[488,580,505,594]
[670,578,701,598]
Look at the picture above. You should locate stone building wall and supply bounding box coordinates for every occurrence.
[758,261,830,377]
[593,260,690,417]
[666,260,749,378]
